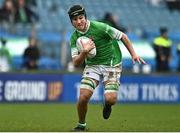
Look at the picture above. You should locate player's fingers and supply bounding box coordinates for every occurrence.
[88,38,93,43]
[91,42,95,47]
[136,58,141,64]
[132,56,139,64]
[140,58,147,65]
[88,40,95,48]
[132,59,135,64]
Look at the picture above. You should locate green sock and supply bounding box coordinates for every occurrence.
[78,122,86,128]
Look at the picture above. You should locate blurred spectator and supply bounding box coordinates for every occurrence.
[0,38,12,72]
[145,0,163,7]
[22,36,40,70]
[100,12,127,33]
[177,43,180,71]
[48,2,58,13]
[14,0,39,24]
[26,0,37,7]
[166,0,180,11]
[0,0,16,23]
[153,27,172,72]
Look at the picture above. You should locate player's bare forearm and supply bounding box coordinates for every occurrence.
[121,33,136,57]
[73,39,96,67]
[121,33,146,64]
[72,50,88,67]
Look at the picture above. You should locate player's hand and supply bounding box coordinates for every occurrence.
[132,55,146,65]
[81,39,95,53]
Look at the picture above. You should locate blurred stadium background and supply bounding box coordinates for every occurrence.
[0,0,180,132]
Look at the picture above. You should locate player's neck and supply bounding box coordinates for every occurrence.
[77,20,90,34]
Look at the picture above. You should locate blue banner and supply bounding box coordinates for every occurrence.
[0,73,180,103]
[0,73,63,102]
[119,75,180,103]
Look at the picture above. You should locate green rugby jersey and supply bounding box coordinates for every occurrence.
[70,20,123,66]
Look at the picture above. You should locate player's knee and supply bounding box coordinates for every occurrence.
[78,88,93,104]
[79,93,91,103]
[105,93,117,105]
[104,81,119,105]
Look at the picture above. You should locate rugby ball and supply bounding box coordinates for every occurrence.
[76,36,96,58]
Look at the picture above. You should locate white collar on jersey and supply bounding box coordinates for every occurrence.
[76,20,90,34]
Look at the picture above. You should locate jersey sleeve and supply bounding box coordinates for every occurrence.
[96,21,123,40]
[106,24,123,40]
[70,35,79,58]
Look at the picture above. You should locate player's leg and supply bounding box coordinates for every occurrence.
[73,66,100,131]
[77,78,97,124]
[102,65,122,119]
[75,88,93,131]
[73,78,99,131]
[103,88,118,119]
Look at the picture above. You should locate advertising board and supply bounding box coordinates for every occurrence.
[0,73,179,103]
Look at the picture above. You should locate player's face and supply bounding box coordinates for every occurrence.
[71,15,87,32]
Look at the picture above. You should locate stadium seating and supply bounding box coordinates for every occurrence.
[0,0,180,71]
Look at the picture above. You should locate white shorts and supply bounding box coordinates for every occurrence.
[82,64,122,84]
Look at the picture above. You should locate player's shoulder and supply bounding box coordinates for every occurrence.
[91,20,107,26]
[90,20,108,31]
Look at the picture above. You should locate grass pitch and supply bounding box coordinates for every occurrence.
[0,103,180,132]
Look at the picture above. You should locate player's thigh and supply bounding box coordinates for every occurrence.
[80,65,100,91]
[103,65,122,93]
[79,77,99,101]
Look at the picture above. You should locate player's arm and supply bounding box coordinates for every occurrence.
[121,33,146,64]
[104,24,146,65]
[72,51,88,67]
[70,37,88,67]
[72,39,95,67]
